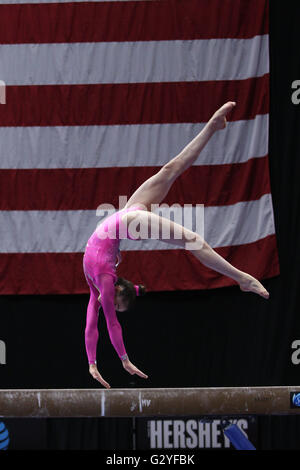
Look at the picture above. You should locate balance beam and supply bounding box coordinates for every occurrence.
[0,387,300,418]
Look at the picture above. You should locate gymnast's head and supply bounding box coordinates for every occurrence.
[114,277,146,312]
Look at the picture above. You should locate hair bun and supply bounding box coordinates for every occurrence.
[138,284,146,296]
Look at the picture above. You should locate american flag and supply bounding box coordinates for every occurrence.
[0,0,279,294]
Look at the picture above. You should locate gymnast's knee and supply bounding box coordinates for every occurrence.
[183,233,207,251]
[121,210,145,225]
[159,162,181,182]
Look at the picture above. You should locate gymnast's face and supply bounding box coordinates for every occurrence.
[114,286,127,312]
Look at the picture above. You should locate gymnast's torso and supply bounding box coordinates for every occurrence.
[83,205,142,286]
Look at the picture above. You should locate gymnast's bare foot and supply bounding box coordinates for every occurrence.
[239,273,269,299]
[209,101,236,131]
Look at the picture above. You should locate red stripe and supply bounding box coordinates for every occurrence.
[0,235,279,295]
[0,0,269,44]
[0,77,269,127]
[0,156,271,210]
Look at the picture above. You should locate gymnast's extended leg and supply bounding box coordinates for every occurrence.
[125,101,235,211]
[122,210,270,299]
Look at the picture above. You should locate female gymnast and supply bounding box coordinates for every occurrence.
[83,101,269,389]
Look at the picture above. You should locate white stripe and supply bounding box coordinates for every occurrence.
[0,115,268,169]
[0,195,275,253]
[0,37,268,86]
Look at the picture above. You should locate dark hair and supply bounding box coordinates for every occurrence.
[116,277,146,311]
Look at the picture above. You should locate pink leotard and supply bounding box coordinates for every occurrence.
[83,205,142,364]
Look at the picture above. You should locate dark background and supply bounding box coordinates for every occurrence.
[1,0,300,450]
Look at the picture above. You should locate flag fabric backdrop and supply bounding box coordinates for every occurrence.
[0,0,279,294]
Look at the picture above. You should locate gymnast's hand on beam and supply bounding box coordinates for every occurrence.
[89,363,111,389]
[122,357,148,380]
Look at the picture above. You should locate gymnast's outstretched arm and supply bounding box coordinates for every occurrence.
[86,273,148,388]
[84,276,111,388]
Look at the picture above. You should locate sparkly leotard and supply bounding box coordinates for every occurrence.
[83,205,141,364]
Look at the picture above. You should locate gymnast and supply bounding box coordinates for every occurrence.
[83,102,269,389]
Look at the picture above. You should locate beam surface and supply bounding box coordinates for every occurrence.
[0,387,300,418]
